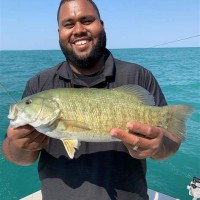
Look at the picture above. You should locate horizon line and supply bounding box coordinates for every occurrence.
[0,46,199,51]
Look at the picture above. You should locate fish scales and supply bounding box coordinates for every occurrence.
[60,96,171,135]
[8,85,194,158]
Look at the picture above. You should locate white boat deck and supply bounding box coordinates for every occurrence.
[20,189,180,200]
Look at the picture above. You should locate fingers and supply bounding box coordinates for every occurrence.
[126,121,160,139]
[110,128,140,146]
[126,121,181,143]
[110,122,165,159]
[7,125,35,139]
[20,130,50,151]
[110,126,160,150]
[125,143,154,159]
[6,125,50,151]
[111,121,182,160]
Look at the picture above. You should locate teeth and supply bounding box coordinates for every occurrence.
[74,40,88,45]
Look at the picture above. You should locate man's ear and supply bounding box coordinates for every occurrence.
[100,20,104,27]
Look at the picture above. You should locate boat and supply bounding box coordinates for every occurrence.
[20,189,180,200]
[187,177,200,200]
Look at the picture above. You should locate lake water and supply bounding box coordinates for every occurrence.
[0,47,199,200]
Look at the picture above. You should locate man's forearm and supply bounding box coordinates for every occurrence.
[2,137,40,166]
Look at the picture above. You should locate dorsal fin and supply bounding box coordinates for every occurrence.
[112,85,155,106]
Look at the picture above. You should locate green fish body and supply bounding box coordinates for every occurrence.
[8,85,193,158]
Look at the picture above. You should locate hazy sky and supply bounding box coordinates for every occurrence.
[0,0,199,50]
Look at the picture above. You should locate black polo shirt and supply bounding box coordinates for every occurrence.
[23,49,167,200]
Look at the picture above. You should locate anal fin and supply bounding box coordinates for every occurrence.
[61,139,80,159]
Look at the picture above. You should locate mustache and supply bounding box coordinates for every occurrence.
[59,29,107,68]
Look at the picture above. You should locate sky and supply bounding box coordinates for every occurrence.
[0,0,199,50]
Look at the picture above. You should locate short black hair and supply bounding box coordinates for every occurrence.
[57,0,101,23]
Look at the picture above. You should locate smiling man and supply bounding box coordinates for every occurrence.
[58,0,106,73]
[2,0,181,200]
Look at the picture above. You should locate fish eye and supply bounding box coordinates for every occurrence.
[25,99,32,105]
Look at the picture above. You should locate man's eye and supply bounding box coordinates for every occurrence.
[83,20,92,25]
[82,16,95,25]
[64,23,74,28]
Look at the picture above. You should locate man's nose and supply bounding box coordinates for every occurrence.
[73,22,87,36]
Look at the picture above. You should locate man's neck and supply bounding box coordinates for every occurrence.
[69,56,105,76]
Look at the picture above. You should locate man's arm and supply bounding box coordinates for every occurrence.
[2,125,49,166]
[110,121,181,160]
[2,76,50,166]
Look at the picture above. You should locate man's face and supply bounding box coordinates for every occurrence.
[58,0,106,69]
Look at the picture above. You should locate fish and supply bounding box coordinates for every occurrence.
[8,85,194,159]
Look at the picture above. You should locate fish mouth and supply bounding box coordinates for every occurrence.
[8,105,20,127]
[9,117,17,122]
[8,105,17,120]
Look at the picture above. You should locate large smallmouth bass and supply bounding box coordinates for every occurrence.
[8,85,193,159]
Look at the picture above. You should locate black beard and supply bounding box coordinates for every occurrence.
[59,30,107,69]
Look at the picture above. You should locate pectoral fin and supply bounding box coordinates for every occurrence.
[61,139,80,159]
[59,120,91,132]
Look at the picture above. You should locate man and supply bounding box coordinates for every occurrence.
[2,0,181,199]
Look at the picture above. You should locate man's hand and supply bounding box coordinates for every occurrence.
[6,125,49,151]
[110,121,181,160]
[2,125,49,165]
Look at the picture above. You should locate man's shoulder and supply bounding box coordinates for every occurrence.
[30,61,65,81]
[114,58,150,75]
[23,61,67,96]
[114,58,147,70]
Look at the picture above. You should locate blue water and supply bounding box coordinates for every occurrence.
[0,48,199,200]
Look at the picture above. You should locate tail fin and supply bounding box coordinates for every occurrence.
[168,105,194,141]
